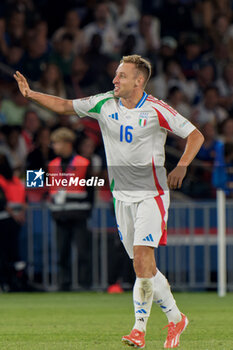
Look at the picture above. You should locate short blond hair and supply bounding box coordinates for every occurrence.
[50,127,76,143]
[120,55,152,86]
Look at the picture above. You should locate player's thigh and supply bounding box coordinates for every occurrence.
[134,192,169,248]
[114,199,136,259]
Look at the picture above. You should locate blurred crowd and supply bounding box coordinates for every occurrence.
[0,0,233,200]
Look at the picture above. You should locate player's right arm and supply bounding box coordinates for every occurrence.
[14,71,75,115]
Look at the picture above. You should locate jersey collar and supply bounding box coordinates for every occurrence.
[119,92,148,109]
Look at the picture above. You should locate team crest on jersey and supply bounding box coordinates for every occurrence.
[138,112,148,127]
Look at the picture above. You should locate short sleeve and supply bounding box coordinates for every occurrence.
[72,95,98,119]
[152,100,196,138]
[72,91,115,120]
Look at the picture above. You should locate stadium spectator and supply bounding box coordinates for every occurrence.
[69,115,87,147]
[109,0,140,37]
[35,63,66,98]
[78,135,102,177]
[120,33,136,57]
[50,34,75,82]
[33,63,66,125]
[21,110,41,153]
[0,153,26,291]
[84,33,109,92]
[220,117,233,143]
[26,126,55,171]
[216,62,233,111]
[166,86,191,119]
[0,125,27,175]
[209,14,233,59]
[7,0,35,17]
[190,1,206,35]
[65,55,94,98]
[52,9,85,54]
[30,19,51,59]
[192,86,228,127]
[33,20,49,40]
[179,35,203,80]
[196,122,219,163]
[1,44,24,78]
[210,41,231,78]
[129,14,160,59]
[48,128,92,289]
[156,36,178,74]
[202,0,232,30]
[79,116,102,148]
[188,62,216,105]
[98,58,119,92]
[0,87,28,125]
[83,1,119,55]
[26,126,55,202]
[195,121,226,198]
[22,30,51,81]
[147,59,188,101]
[52,114,73,131]
[6,10,25,46]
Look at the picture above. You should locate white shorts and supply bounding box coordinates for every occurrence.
[114,192,170,259]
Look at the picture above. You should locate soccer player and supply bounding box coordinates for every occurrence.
[14,55,204,349]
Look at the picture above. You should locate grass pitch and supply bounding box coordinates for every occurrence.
[0,292,232,350]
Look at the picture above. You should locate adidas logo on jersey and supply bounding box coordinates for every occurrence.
[142,234,154,242]
[108,112,118,120]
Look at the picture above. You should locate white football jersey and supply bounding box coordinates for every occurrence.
[73,91,196,202]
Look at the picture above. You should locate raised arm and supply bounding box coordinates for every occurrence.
[14,71,75,115]
[167,128,204,190]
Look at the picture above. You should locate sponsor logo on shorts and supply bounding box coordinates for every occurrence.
[142,234,154,242]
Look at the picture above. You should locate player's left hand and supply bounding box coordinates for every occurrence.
[167,166,187,190]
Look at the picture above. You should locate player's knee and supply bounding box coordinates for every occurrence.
[133,256,145,276]
[133,246,156,277]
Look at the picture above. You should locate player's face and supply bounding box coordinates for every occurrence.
[113,63,140,98]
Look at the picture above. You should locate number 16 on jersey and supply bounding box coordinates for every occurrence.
[120,125,133,143]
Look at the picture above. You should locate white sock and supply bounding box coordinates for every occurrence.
[153,269,182,324]
[133,277,154,333]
